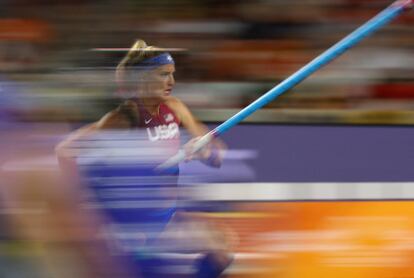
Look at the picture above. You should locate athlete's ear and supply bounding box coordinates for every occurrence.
[136,70,150,81]
[136,70,153,95]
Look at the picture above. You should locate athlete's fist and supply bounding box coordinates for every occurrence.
[183,136,211,162]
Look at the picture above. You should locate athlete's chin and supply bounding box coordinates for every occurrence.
[161,94,172,100]
[159,95,171,101]
[152,92,170,100]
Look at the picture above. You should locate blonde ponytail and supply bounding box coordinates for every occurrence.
[115,39,165,88]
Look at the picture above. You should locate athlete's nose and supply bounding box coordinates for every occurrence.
[168,74,175,86]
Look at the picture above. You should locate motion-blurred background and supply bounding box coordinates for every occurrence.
[1,0,413,124]
[1,1,414,278]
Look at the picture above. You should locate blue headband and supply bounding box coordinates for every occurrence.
[134,53,175,71]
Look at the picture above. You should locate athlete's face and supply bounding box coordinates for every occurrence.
[139,64,176,99]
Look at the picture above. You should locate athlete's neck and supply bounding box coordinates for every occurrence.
[140,97,161,116]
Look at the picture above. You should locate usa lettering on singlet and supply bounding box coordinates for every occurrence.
[139,102,181,144]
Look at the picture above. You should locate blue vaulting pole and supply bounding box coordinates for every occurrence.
[158,0,413,170]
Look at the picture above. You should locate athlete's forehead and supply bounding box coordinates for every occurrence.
[152,64,175,73]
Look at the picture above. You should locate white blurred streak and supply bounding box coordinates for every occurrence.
[186,182,414,201]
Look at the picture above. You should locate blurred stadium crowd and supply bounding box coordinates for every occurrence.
[1,0,413,124]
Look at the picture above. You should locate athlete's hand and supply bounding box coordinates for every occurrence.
[183,136,225,167]
[183,136,211,162]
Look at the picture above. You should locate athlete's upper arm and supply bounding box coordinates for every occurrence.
[166,97,226,167]
[96,110,130,129]
[56,109,129,157]
[55,122,98,157]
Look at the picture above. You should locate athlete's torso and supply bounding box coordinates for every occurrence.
[79,99,182,251]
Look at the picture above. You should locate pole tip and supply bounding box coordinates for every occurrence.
[392,0,413,10]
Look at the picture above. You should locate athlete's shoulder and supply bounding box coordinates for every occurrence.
[164,96,183,107]
[163,96,188,120]
[96,107,131,129]
[164,96,190,113]
[163,96,197,125]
